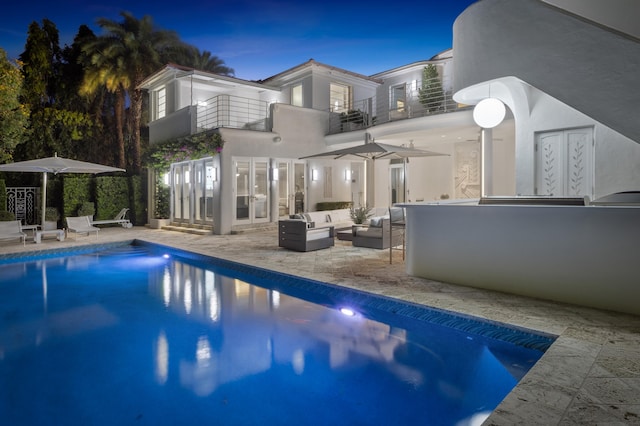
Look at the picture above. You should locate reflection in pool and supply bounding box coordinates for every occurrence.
[0,244,554,425]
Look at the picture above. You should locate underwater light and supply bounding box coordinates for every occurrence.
[339,307,356,317]
[163,254,170,259]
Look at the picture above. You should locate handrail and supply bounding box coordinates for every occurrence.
[196,94,269,131]
[328,77,471,135]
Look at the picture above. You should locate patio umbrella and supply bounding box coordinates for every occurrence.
[301,136,448,205]
[299,140,447,160]
[0,154,125,226]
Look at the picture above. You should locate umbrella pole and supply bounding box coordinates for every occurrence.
[41,172,47,227]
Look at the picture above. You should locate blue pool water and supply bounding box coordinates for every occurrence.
[0,242,554,425]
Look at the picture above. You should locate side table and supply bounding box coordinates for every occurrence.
[35,229,65,244]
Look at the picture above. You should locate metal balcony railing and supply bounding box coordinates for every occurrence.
[328,77,470,135]
[196,94,269,131]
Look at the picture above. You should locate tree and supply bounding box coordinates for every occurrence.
[17,20,94,161]
[81,12,185,172]
[181,47,235,75]
[418,64,445,113]
[0,49,29,163]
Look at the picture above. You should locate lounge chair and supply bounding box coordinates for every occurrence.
[0,220,26,246]
[90,208,133,228]
[66,216,100,239]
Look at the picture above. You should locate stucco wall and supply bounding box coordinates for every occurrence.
[404,203,640,316]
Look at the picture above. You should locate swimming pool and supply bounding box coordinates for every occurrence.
[0,242,554,425]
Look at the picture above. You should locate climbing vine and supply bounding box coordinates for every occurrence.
[145,131,225,171]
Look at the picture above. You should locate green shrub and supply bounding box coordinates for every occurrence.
[0,180,6,211]
[77,201,95,217]
[0,210,15,221]
[316,201,352,211]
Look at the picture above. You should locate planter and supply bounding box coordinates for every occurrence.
[148,218,170,229]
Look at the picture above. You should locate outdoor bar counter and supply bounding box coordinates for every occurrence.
[400,196,640,316]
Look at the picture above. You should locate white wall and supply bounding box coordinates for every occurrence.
[515,85,640,198]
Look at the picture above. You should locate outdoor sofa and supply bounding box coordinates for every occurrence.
[278,220,334,252]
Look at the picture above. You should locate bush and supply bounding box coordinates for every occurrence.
[316,201,352,211]
[0,210,15,221]
[77,202,95,217]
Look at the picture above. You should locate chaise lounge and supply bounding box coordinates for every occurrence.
[66,216,100,239]
[278,220,334,252]
[90,208,133,228]
[0,220,26,246]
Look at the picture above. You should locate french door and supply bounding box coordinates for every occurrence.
[233,157,270,225]
[275,160,306,217]
[172,162,191,225]
[170,158,215,226]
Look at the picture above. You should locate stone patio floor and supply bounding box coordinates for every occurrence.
[1,226,639,425]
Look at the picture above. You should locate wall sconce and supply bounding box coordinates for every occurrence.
[271,167,279,181]
[212,167,217,182]
[311,169,319,181]
[344,169,351,182]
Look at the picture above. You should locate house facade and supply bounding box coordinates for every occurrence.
[140,0,639,235]
[140,54,482,234]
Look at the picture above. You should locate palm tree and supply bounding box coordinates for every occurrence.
[182,47,234,75]
[81,12,183,171]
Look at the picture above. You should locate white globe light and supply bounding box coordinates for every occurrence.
[473,98,506,128]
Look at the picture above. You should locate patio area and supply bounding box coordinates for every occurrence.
[1,226,639,425]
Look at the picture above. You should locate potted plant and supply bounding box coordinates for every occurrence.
[149,185,170,229]
[44,207,60,230]
[349,205,373,225]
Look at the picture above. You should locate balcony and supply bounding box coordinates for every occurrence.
[196,94,270,132]
[327,77,470,135]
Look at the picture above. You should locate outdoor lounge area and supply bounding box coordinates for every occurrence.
[1,225,638,425]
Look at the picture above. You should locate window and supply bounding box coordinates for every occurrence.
[391,84,406,113]
[156,87,166,119]
[291,84,303,107]
[330,82,351,112]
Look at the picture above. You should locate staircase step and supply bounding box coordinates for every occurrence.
[161,225,212,235]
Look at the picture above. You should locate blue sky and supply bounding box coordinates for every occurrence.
[0,0,477,81]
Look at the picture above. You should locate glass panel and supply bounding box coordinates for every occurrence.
[294,163,305,213]
[194,162,204,222]
[173,166,182,221]
[236,161,250,220]
[330,82,351,112]
[253,161,268,219]
[277,162,289,217]
[291,84,303,107]
[391,84,406,112]
[204,161,214,221]
[390,166,405,204]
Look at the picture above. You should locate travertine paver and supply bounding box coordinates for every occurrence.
[1,226,639,425]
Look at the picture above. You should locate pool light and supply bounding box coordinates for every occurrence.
[163,254,170,259]
[339,307,356,317]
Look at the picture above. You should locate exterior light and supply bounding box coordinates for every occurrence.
[311,169,319,181]
[344,169,351,182]
[473,98,506,129]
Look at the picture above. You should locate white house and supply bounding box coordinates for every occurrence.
[140,0,638,241]
[140,55,479,235]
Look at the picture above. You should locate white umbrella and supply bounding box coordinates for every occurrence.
[0,154,125,226]
[300,141,446,160]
